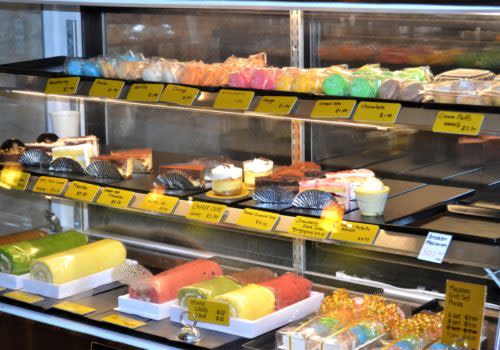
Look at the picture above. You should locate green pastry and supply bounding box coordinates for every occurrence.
[322,74,348,96]
[177,276,241,307]
[349,78,378,98]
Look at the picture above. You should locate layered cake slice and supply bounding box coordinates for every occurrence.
[90,155,134,178]
[110,148,153,173]
[158,163,207,189]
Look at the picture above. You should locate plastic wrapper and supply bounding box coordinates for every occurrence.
[320,319,386,350]
[0,229,47,246]
[223,52,267,68]
[322,73,351,96]
[378,78,425,102]
[434,68,495,83]
[228,68,256,89]
[291,69,330,94]
[387,312,443,350]
[100,51,145,79]
[179,61,207,85]
[0,231,87,275]
[30,239,126,284]
[249,68,281,90]
[274,68,301,92]
[199,63,233,87]
[65,58,103,77]
[426,80,492,105]
[129,259,222,304]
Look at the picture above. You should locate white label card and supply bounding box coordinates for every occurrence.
[418,231,452,264]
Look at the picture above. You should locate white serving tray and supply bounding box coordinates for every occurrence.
[170,291,324,338]
[0,271,29,290]
[115,294,176,320]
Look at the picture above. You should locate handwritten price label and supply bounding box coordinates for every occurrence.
[159,84,199,106]
[330,221,379,245]
[139,193,179,215]
[236,208,280,231]
[126,83,164,102]
[89,79,125,99]
[255,96,297,115]
[4,291,44,304]
[418,231,452,264]
[0,168,30,191]
[311,99,356,119]
[96,187,134,208]
[432,111,484,136]
[188,299,230,326]
[64,181,100,202]
[186,202,227,223]
[32,176,68,195]
[45,77,80,95]
[53,301,95,315]
[288,216,332,240]
[101,314,146,329]
[214,89,254,110]
[353,101,401,123]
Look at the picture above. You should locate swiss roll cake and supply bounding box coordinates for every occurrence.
[259,272,312,310]
[213,284,276,320]
[0,229,47,246]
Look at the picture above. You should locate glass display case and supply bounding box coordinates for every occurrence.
[0,2,498,350]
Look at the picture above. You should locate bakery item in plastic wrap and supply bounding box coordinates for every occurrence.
[259,272,312,310]
[228,68,256,89]
[179,61,207,85]
[434,68,495,82]
[0,229,47,246]
[65,58,103,77]
[249,68,281,90]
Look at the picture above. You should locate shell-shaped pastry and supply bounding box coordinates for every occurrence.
[292,190,334,209]
[85,160,123,179]
[48,157,84,174]
[253,185,295,204]
[154,171,196,190]
[19,149,51,167]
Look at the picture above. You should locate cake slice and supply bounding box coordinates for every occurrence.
[90,155,134,178]
[110,148,153,173]
[299,178,351,210]
[158,163,206,189]
[52,143,95,168]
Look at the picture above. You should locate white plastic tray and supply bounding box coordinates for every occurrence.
[169,291,324,338]
[115,294,176,320]
[0,272,29,290]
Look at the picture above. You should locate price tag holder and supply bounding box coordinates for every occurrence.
[311,99,356,119]
[432,111,484,136]
[32,176,68,195]
[101,314,146,329]
[159,84,199,106]
[213,89,254,110]
[126,83,164,102]
[442,280,486,350]
[186,202,227,224]
[330,221,379,245]
[64,181,100,202]
[188,299,230,326]
[353,101,401,123]
[254,96,297,115]
[4,291,44,304]
[53,301,95,315]
[89,79,125,99]
[418,231,452,264]
[45,77,80,95]
[236,208,280,231]
[288,216,332,240]
[139,193,179,215]
[96,187,135,208]
[0,168,30,191]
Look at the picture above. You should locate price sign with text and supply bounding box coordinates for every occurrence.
[53,301,95,315]
[236,208,280,231]
[188,299,230,326]
[45,77,80,95]
[4,291,44,304]
[330,221,379,245]
[186,202,227,224]
[89,79,125,99]
[32,176,68,195]
[126,84,164,102]
[139,193,179,215]
[96,187,135,208]
[0,168,30,191]
[288,216,332,240]
[432,111,484,136]
[353,101,401,123]
[214,89,254,110]
[418,231,452,264]
[64,181,100,202]
[101,314,146,329]
[159,84,199,106]
[254,96,297,114]
[442,280,486,350]
[311,99,356,119]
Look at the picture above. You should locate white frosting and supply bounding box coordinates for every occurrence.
[325,169,374,179]
[211,164,243,180]
[244,158,273,173]
[357,177,385,191]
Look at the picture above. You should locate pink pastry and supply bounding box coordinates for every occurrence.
[249,68,280,90]
[299,178,351,210]
[228,68,255,88]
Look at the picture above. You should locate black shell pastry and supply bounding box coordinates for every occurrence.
[253,185,295,204]
[1,138,25,151]
[292,190,334,209]
[154,171,196,190]
[85,160,123,179]
[19,149,51,167]
[36,133,59,143]
[48,157,84,174]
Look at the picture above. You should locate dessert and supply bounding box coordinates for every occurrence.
[85,159,132,179]
[52,143,95,168]
[18,149,51,167]
[156,163,206,190]
[211,164,243,196]
[110,148,153,173]
[258,272,311,310]
[228,68,255,89]
[0,229,47,246]
[30,239,126,284]
[129,259,222,304]
[243,158,273,187]
[0,231,88,275]
[456,137,488,167]
[292,189,336,210]
[325,169,375,200]
[299,178,351,210]
[36,133,59,143]
[354,178,389,216]
[249,68,280,90]
[48,157,85,174]
[323,74,349,96]
[25,135,99,157]
[0,139,25,162]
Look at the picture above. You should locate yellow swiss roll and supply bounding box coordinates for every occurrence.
[30,239,126,284]
[212,284,275,320]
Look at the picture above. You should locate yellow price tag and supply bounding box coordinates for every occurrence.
[254,96,297,114]
[4,291,44,304]
[311,99,356,119]
[353,101,401,123]
[32,176,68,195]
[214,89,254,110]
[186,202,227,224]
[64,181,100,202]
[0,168,30,191]
[330,221,379,245]
[53,301,95,315]
[0,287,5,292]
[101,314,146,329]
[159,84,199,106]
[126,83,164,102]
[442,280,486,350]
[188,299,230,326]
[139,192,179,215]
[89,79,125,99]
[96,187,135,208]
[288,216,332,240]
[236,208,279,231]
[432,111,484,136]
[45,77,80,95]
